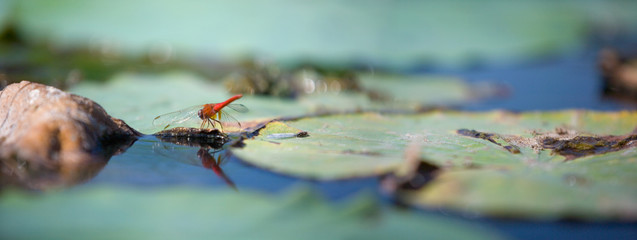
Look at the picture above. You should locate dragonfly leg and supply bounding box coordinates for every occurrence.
[213,118,222,130]
[202,118,213,129]
[203,118,212,129]
[213,119,223,132]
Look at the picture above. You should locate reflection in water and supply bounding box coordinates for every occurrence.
[151,133,237,190]
[197,148,236,190]
[0,137,137,190]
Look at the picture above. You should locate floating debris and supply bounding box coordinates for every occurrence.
[540,134,637,160]
[457,129,521,154]
[265,131,310,139]
[457,128,637,160]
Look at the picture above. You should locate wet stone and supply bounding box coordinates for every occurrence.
[0,81,140,189]
[154,127,229,149]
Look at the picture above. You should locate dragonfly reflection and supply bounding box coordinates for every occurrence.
[152,136,237,190]
[197,148,236,190]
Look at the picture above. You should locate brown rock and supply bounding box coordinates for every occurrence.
[0,81,140,189]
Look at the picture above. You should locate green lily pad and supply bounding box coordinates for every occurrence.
[0,187,504,240]
[356,73,506,110]
[70,72,486,134]
[70,71,309,133]
[231,110,637,219]
[233,111,637,178]
[403,151,637,221]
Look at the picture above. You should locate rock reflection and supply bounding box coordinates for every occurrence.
[0,137,137,191]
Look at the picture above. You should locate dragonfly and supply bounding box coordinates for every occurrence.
[153,94,249,131]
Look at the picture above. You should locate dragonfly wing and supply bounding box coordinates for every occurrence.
[218,110,242,128]
[226,103,249,113]
[152,105,202,129]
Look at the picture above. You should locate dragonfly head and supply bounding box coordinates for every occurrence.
[197,109,204,120]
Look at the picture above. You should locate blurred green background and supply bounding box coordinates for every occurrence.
[3,0,636,71]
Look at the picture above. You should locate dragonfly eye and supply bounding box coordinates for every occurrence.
[197,109,204,120]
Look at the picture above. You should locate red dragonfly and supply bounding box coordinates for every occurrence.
[153,94,248,131]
